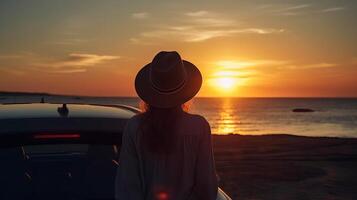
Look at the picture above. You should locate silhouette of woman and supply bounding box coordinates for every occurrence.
[116,51,218,200]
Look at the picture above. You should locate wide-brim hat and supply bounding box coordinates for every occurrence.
[135,51,202,108]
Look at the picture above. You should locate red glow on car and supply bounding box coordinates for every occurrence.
[33,133,81,139]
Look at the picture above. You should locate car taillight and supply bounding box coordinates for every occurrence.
[33,133,81,139]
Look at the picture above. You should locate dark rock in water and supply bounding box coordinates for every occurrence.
[292,108,315,112]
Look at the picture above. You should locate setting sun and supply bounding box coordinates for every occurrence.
[214,77,236,90]
[207,61,254,95]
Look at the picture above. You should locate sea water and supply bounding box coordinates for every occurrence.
[1,96,357,137]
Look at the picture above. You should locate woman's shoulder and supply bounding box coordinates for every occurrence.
[122,114,145,141]
[129,113,144,121]
[126,113,145,127]
[182,112,210,130]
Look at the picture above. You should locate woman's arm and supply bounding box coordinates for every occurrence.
[115,118,144,200]
[193,118,218,200]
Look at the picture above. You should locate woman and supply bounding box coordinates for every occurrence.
[116,51,218,200]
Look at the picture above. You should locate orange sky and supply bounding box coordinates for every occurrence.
[0,0,356,97]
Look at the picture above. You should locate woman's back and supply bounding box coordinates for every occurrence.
[116,112,218,200]
[117,51,218,200]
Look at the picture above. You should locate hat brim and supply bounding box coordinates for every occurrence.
[135,60,202,108]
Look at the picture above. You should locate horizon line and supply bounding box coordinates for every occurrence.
[1,90,357,99]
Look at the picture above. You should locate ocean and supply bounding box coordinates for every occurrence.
[1,95,357,138]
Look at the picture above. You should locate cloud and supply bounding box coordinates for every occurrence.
[208,59,289,83]
[189,17,235,27]
[275,4,311,12]
[319,7,345,13]
[272,4,311,16]
[131,11,284,43]
[207,60,339,86]
[304,63,338,68]
[275,12,300,16]
[34,53,120,73]
[132,12,149,19]
[136,28,284,42]
[46,38,87,46]
[214,59,289,71]
[49,68,88,74]
[282,63,338,70]
[52,53,120,67]
[230,60,340,71]
[210,70,255,79]
[266,4,345,16]
[185,10,209,17]
[184,11,235,27]
[206,58,288,87]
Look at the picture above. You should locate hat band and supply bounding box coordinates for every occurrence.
[151,79,186,94]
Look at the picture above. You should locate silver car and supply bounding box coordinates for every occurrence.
[0,103,231,200]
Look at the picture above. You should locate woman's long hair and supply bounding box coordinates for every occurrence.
[139,100,191,154]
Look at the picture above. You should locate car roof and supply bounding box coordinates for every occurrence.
[0,103,138,119]
[0,103,139,135]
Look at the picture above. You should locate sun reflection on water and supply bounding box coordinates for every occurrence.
[214,98,240,135]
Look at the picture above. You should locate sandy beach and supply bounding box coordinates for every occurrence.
[213,134,357,199]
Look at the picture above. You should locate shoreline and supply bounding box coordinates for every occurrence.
[213,133,357,139]
[213,134,357,199]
